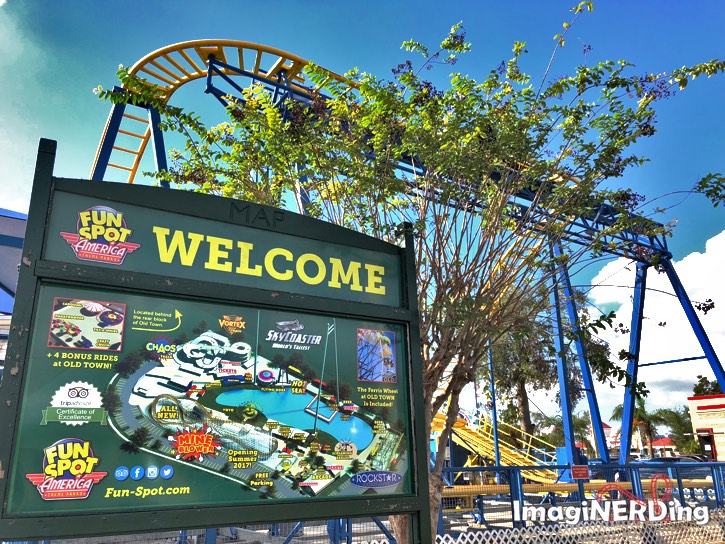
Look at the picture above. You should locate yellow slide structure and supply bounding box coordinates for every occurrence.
[432,412,558,484]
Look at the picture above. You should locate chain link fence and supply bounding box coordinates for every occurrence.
[14,510,725,544]
[9,462,725,543]
[432,509,725,544]
[26,517,395,544]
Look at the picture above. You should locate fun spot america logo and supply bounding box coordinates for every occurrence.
[25,438,107,500]
[60,206,140,265]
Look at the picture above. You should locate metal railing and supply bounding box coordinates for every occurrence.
[439,461,725,532]
[6,462,725,543]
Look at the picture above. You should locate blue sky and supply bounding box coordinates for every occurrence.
[1,0,723,259]
[1,0,724,426]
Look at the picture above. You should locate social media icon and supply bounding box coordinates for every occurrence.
[115,466,129,481]
[160,465,174,480]
[146,465,159,480]
[131,465,145,480]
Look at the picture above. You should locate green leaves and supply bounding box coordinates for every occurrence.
[669,59,725,91]
[401,39,428,58]
[97,19,723,498]
[439,22,470,54]
[572,1,594,14]
[512,41,527,56]
[586,310,615,332]
[696,173,725,207]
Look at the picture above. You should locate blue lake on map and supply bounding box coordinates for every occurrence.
[216,389,374,450]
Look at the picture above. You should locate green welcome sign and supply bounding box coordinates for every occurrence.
[45,191,402,306]
[0,140,431,541]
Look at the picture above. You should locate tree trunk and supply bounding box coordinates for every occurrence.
[515,378,534,437]
[428,471,445,540]
[390,446,445,543]
[388,514,410,544]
[639,425,654,458]
[647,429,656,458]
[423,380,465,542]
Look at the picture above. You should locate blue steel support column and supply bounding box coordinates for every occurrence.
[510,469,525,528]
[372,517,397,543]
[326,519,341,544]
[618,262,648,465]
[91,100,126,181]
[296,167,311,214]
[148,107,170,188]
[661,258,725,386]
[551,241,610,463]
[549,245,577,465]
[282,522,306,544]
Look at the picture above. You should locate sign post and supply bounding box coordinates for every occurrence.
[0,139,430,541]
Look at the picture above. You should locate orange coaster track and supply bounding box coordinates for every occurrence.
[91,40,346,184]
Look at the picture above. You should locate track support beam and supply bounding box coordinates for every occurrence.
[91,101,126,181]
[661,258,725,385]
[619,263,648,464]
[549,243,578,465]
[551,241,610,462]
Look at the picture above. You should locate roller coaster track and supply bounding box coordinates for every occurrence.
[90,40,345,184]
[91,40,724,467]
[91,39,672,264]
[148,393,277,456]
[149,393,226,427]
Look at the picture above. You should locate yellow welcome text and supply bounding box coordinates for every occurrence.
[152,227,386,295]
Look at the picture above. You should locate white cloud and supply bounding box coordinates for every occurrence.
[588,230,725,421]
[519,230,725,443]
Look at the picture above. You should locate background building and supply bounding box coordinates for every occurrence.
[688,394,725,460]
[0,209,27,381]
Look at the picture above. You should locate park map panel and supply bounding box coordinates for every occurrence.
[7,284,411,515]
